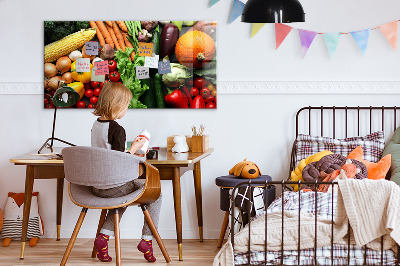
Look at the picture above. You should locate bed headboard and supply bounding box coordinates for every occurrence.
[290,106,400,179]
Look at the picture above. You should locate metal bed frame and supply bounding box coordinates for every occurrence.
[230,106,400,266]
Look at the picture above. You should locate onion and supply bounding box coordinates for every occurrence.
[56,56,71,74]
[48,76,62,91]
[44,78,48,89]
[69,50,82,61]
[61,72,73,84]
[44,63,58,78]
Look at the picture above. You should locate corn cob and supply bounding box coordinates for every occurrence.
[44,28,96,63]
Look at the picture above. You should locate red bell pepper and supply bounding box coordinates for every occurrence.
[180,85,193,106]
[191,95,205,108]
[165,88,189,108]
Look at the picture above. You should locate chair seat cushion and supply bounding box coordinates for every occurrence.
[69,180,145,208]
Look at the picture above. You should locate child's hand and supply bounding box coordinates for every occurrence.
[134,149,149,157]
[129,137,147,155]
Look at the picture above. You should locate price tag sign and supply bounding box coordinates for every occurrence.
[91,67,106,82]
[136,66,150,79]
[85,41,98,55]
[158,60,171,74]
[76,58,91,72]
[94,61,109,75]
[138,42,154,57]
[144,55,159,68]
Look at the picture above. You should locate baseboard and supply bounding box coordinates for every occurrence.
[1,81,400,95]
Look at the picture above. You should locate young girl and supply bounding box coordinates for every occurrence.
[91,82,162,263]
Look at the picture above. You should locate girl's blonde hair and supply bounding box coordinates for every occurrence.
[93,82,132,120]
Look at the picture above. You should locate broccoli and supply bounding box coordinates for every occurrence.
[44,21,90,45]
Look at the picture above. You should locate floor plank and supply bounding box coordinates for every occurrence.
[0,239,222,265]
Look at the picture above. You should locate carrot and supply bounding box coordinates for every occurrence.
[112,21,126,52]
[106,24,121,51]
[123,33,135,61]
[95,21,114,48]
[117,21,128,32]
[90,21,105,46]
[105,21,113,27]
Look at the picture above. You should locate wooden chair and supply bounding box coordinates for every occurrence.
[60,146,171,265]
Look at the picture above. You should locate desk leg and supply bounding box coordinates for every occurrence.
[56,178,64,241]
[172,167,183,261]
[193,161,203,242]
[20,165,34,259]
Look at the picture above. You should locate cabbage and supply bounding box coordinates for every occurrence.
[162,63,192,87]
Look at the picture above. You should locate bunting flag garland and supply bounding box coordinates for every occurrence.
[298,29,317,58]
[209,0,220,7]
[351,29,370,55]
[378,21,398,50]
[229,0,245,24]
[251,23,266,38]
[323,33,341,58]
[275,23,293,49]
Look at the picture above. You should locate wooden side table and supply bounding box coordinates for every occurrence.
[215,175,275,248]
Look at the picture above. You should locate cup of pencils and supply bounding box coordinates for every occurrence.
[191,124,209,152]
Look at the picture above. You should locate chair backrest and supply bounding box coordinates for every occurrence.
[62,146,145,187]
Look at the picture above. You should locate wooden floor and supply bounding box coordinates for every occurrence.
[0,239,221,265]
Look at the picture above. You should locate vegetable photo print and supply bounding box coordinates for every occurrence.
[44,21,217,109]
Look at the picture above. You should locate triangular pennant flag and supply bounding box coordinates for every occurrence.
[351,29,370,55]
[378,21,397,50]
[251,23,266,38]
[209,0,220,7]
[298,29,317,58]
[229,0,245,24]
[323,33,341,58]
[275,23,293,49]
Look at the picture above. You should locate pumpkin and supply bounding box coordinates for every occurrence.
[175,30,215,69]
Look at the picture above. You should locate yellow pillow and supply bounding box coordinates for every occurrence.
[290,150,333,190]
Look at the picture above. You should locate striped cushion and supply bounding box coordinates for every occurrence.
[1,217,41,240]
[295,131,385,167]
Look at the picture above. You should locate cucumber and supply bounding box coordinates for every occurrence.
[152,30,160,56]
[139,79,156,108]
[154,73,165,108]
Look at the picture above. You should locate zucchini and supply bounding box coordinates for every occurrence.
[152,30,160,56]
[154,73,166,108]
[139,79,156,108]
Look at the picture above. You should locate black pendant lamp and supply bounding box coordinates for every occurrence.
[241,0,305,23]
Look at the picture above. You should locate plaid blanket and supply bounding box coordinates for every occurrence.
[234,191,397,265]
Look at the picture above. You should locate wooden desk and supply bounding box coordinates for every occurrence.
[10,147,213,261]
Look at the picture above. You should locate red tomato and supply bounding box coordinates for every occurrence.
[84,83,91,90]
[200,87,211,98]
[109,71,120,82]
[190,87,199,97]
[99,82,104,89]
[204,95,215,103]
[90,96,98,104]
[206,102,216,108]
[194,77,206,89]
[44,98,49,106]
[186,79,194,87]
[94,88,101,96]
[91,81,100,88]
[87,104,95,108]
[108,60,117,72]
[76,101,86,108]
[85,89,94,98]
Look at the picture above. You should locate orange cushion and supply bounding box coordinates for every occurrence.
[347,146,391,180]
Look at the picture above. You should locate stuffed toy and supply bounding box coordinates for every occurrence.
[289,150,333,191]
[0,208,3,232]
[317,160,360,193]
[172,135,189,153]
[229,159,261,179]
[348,146,391,180]
[382,126,400,184]
[1,192,44,247]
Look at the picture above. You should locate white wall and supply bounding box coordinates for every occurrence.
[1,0,400,240]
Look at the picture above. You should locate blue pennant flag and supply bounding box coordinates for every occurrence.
[323,33,341,58]
[351,29,371,55]
[209,0,220,7]
[229,0,245,23]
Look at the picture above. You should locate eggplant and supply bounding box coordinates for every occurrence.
[160,23,179,59]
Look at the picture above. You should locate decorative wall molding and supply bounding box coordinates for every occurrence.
[1,81,400,95]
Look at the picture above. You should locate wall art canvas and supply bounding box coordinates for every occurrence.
[44,21,217,109]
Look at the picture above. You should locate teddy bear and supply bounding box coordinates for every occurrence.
[229,159,261,179]
[1,192,44,247]
[172,135,189,153]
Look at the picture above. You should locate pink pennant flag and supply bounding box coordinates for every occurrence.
[275,23,293,49]
[378,21,398,50]
[298,29,317,58]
